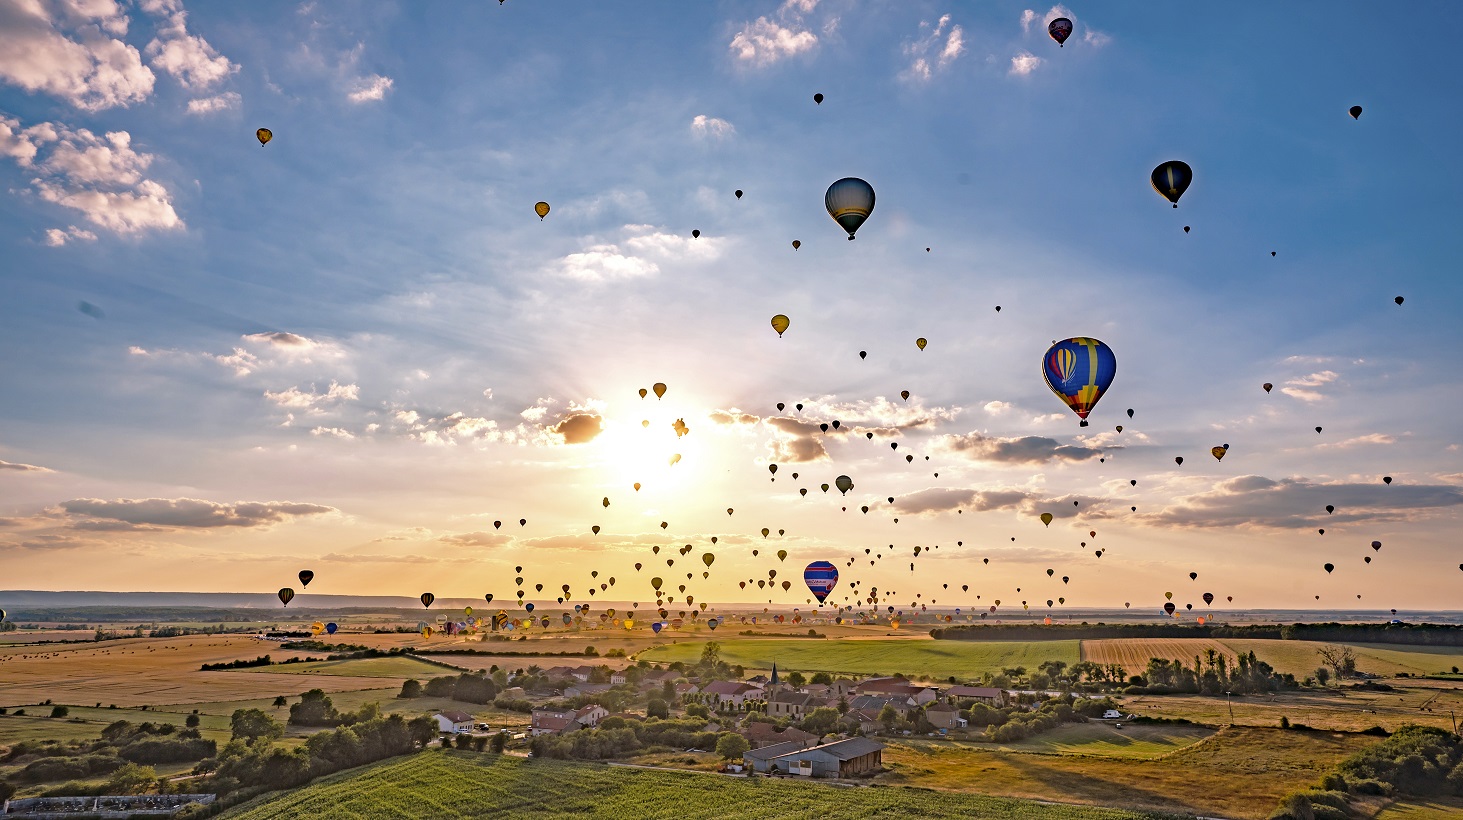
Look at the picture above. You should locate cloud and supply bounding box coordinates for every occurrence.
[896,488,1031,515]
[1316,433,1396,449]
[263,380,360,410]
[435,533,512,550]
[207,332,344,376]
[937,432,1106,464]
[690,115,735,139]
[709,411,759,426]
[186,91,239,114]
[1,117,183,235]
[765,416,829,463]
[1280,387,1324,402]
[347,73,393,103]
[983,401,1013,415]
[0,459,52,472]
[0,0,155,111]
[1136,475,1463,529]
[902,14,965,82]
[1083,30,1111,47]
[1009,51,1042,76]
[553,225,723,282]
[729,1,819,67]
[1289,370,1338,388]
[139,0,237,90]
[42,225,97,246]
[551,413,604,445]
[310,426,354,439]
[59,497,337,529]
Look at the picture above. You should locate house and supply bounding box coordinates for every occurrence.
[925,702,966,731]
[763,737,884,778]
[642,669,680,685]
[610,671,629,685]
[946,686,1007,708]
[741,721,817,749]
[847,694,910,716]
[742,739,815,773]
[701,681,763,709]
[843,708,882,734]
[766,691,825,720]
[433,711,474,734]
[673,682,700,698]
[574,704,608,728]
[856,678,939,705]
[543,665,593,683]
[530,708,577,736]
[565,682,613,699]
[804,678,858,699]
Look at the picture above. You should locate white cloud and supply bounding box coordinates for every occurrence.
[186,91,239,114]
[1317,433,1397,450]
[42,225,98,246]
[140,0,237,90]
[1280,387,1324,403]
[263,380,360,410]
[557,244,659,282]
[310,426,354,439]
[1009,51,1042,76]
[347,73,393,103]
[1288,370,1338,387]
[3,121,183,235]
[902,14,964,82]
[983,401,1012,415]
[60,497,335,529]
[1020,9,1038,32]
[0,0,155,111]
[1084,29,1111,47]
[690,115,735,139]
[0,459,52,472]
[553,225,723,283]
[729,14,817,67]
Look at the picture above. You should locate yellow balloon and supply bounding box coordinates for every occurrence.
[771,314,790,337]
[1040,512,1053,527]
[255,128,272,146]
[916,337,927,350]
[534,201,550,220]
[653,383,667,399]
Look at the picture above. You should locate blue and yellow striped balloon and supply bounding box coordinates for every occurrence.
[804,560,839,604]
[1042,337,1116,420]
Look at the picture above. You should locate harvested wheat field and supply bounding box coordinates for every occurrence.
[1081,638,1236,673]
[0,635,392,707]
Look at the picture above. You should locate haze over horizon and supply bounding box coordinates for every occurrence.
[3,2,1461,613]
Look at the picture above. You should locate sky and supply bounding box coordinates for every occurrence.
[1,1,1461,613]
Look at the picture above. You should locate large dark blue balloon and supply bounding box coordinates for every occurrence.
[324,622,337,635]
[1042,337,1116,420]
[804,561,839,604]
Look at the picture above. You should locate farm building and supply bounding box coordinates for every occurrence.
[701,680,763,708]
[741,721,817,749]
[741,739,815,773]
[433,712,474,734]
[766,690,828,720]
[925,702,966,730]
[945,685,1007,707]
[855,677,938,704]
[763,737,884,778]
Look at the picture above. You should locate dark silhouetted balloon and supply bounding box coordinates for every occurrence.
[278,588,294,606]
[1151,161,1192,208]
[1048,17,1073,46]
[298,570,313,588]
[691,229,700,239]
[1324,563,1334,573]
[825,177,875,240]
[1383,476,1392,485]
[814,93,824,104]
[1263,383,1273,393]
[420,592,435,608]
[1394,296,1404,305]
[735,190,743,199]
[1349,105,1362,119]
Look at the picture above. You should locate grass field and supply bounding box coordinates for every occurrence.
[220,750,1185,820]
[638,639,1080,679]
[882,726,1377,819]
[983,722,1214,757]
[1374,796,1463,819]
[242,656,460,679]
[1120,680,1463,734]
[1081,638,1463,679]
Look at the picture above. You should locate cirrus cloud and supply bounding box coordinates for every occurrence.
[59,497,337,529]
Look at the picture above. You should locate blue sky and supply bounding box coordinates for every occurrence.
[2,1,1460,613]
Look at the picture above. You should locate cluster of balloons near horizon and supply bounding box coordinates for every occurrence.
[239,49,1414,620]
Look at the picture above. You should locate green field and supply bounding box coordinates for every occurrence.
[1217,640,1463,678]
[638,639,1079,679]
[244,656,461,679]
[980,722,1214,757]
[1375,796,1463,819]
[221,750,1184,820]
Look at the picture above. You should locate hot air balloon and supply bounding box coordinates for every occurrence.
[804,561,838,604]
[651,622,662,634]
[835,475,853,495]
[278,588,294,607]
[1048,17,1073,46]
[652,383,667,399]
[1324,563,1335,573]
[703,553,715,568]
[814,93,824,104]
[1383,476,1392,485]
[691,229,700,239]
[534,201,550,220]
[1042,338,1117,421]
[1163,602,1176,615]
[792,240,801,250]
[1151,161,1193,207]
[1349,105,1362,119]
[735,190,743,199]
[916,338,927,351]
[771,314,790,337]
[1040,513,1053,527]
[298,570,314,588]
[825,177,875,240]
[256,128,272,146]
[1202,593,1214,606]
[1212,446,1227,461]
[1263,383,1273,393]
[420,592,435,608]
[325,622,337,635]
[1395,296,1404,305]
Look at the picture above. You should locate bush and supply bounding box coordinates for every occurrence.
[1318,773,1347,792]
[49,705,69,718]
[1351,778,1392,796]
[1311,807,1348,820]
[716,732,749,760]
[1270,792,1314,820]
[1300,790,1348,811]
[186,714,201,729]
[490,733,508,753]
[398,679,422,698]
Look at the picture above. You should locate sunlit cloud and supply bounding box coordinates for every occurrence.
[186,91,240,114]
[901,14,964,82]
[59,497,337,529]
[1136,475,1463,529]
[1009,51,1042,76]
[0,459,53,473]
[936,431,1105,464]
[0,0,154,111]
[690,115,735,139]
[728,0,820,67]
[347,73,393,103]
[139,0,238,91]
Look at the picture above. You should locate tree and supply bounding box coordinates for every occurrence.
[878,704,898,729]
[700,641,722,669]
[490,732,508,753]
[1314,667,1331,687]
[289,689,341,727]
[686,703,710,719]
[716,732,750,760]
[49,705,68,718]
[799,707,840,737]
[105,763,157,795]
[185,714,200,728]
[272,695,288,708]
[1316,645,1357,680]
[786,671,806,688]
[661,681,676,702]
[230,708,283,744]
[647,698,670,719]
[811,672,832,685]
[398,679,423,698]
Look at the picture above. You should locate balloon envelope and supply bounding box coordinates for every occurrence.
[1151,161,1193,207]
[771,314,790,336]
[1048,17,1073,45]
[804,561,838,603]
[256,128,272,146]
[534,201,550,219]
[825,177,875,239]
[1042,337,1117,420]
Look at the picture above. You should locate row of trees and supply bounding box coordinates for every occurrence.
[934,622,1463,647]
[1271,725,1463,819]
